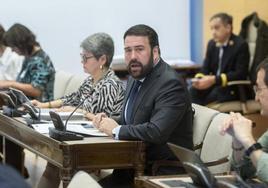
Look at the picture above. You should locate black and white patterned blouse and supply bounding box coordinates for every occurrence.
[61,69,125,116]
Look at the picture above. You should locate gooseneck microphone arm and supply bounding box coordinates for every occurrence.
[64,97,87,131]
[49,97,87,141]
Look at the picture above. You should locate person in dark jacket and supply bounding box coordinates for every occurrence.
[94,24,193,188]
[190,13,250,105]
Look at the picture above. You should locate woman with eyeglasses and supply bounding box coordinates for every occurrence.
[34,32,125,188]
[32,32,125,120]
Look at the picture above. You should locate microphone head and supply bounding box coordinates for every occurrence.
[48,127,83,141]
[22,103,39,120]
[49,111,65,131]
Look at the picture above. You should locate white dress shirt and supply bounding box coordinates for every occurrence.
[0,47,24,80]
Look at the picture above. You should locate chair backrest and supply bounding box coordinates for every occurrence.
[200,112,232,174]
[54,70,87,99]
[192,103,219,155]
[64,74,87,96]
[67,171,102,188]
[54,70,74,99]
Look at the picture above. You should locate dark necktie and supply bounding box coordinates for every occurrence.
[126,80,142,124]
[216,46,224,76]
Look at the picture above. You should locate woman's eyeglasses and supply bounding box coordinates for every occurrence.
[81,54,94,63]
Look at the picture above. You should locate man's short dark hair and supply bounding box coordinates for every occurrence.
[256,57,268,86]
[123,24,160,52]
[210,13,233,26]
[0,24,5,46]
[3,23,38,56]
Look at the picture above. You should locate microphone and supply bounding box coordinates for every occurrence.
[49,98,87,141]
[64,98,86,131]
[0,91,26,117]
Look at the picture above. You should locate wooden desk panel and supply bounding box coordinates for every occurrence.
[0,114,145,187]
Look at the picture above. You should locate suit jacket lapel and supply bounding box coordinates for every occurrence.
[121,78,135,124]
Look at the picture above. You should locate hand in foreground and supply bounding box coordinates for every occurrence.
[56,106,75,112]
[0,80,12,89]
[31,99,45,108]
[98,117,118,137]
[192,75,215,90]
[220,112,254,147]
[93,113,107,128]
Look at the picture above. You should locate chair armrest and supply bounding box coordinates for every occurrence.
[204,156,229,167]
[193,142,203,150]
[227,80,251,86]
[227,80,254,105]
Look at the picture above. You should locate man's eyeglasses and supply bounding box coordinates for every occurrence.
[81,54,95,63]
[253,85,268,94]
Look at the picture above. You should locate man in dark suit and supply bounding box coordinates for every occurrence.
[94,24,193,187]
[190,13,250,105]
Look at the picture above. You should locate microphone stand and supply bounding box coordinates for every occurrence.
[64,98,86,131]
[49,98,87,141]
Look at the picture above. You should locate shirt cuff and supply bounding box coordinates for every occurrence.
[112,125,121,140]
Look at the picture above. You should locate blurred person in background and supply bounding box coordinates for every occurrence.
[190,13,250,105]
[0,24,24,81]
[1,23,55,102]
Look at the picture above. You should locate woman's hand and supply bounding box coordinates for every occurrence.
[55,106,75,112]
[31,99,46,108]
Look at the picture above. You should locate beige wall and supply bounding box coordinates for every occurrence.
[203,0,268,55]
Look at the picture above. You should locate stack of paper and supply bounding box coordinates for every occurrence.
[31,121,107,137]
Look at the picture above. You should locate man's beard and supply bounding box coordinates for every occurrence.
[127,53,154,79]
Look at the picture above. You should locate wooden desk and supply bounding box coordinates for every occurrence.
[0,114,145,187]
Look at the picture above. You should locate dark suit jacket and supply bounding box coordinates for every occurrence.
[201,34,250,101]
[118,59,193,166]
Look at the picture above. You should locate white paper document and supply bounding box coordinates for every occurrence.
[39,108,84,121]
[32,122,107,137]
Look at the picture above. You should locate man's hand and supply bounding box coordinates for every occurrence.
[93,113,108,129]
[98,117,119,137]
[230,112,255,148]
[220,112,255,148]
[192,75,216,90]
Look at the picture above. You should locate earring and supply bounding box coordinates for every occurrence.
[100,65,103,70]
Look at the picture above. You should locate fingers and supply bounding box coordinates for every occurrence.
[220,116,232,135]
[55,107,63,112]
[230,112,242,120]
[93,113,106,128]
[31,100,39,106]
[98,118,108,132]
